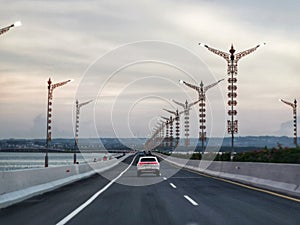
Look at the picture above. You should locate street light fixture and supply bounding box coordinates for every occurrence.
[149,121,165,150]
[163,109,181,148]
[158,119,165,142]
[199,42,265,159]
[0,21,22,36]
[179,79,223,153]
[45,78,72,167]
[161,116,170,148]
[171,99,200,147]
[161,122,165,139]
[279,99,298,148]
[159,114,174,150]
[145,128,158,150]
[74,99,93,164]
[155,122,162,142]
[158,122,165,149]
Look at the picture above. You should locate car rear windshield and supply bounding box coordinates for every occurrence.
[140,158,157,162]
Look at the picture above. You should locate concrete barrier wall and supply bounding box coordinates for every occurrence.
[0,159,113,195]
[0,154,131,208]
[157,154,300,198]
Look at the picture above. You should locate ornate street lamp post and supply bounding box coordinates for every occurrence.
[161,116,170,148]
[163,109,180,148]
[74,99,93,164]
[157,122,165,148]
[45,78,72,167]
[146,121,165,150]
[199,43,265,159]
[171,99,199,147]
[280,99,298,148]
[180,79,223,153]
[170,116,174,146]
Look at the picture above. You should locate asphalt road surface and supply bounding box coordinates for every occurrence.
[0,154,300,225]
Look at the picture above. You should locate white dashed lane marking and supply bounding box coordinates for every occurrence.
[169,183,177,189]
[184,195,199,206]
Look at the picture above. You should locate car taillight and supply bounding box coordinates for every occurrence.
[138,162,158,165]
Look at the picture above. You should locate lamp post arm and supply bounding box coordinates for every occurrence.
[199,43,230,62]
[171,99,185,108]
[52,79,72,90]
[78,99,93,109]
[280,99,295,109]
[235,43,265,62]
[0,25,12,35]
[204,78,224,93]
[163,108,176,115]
[155,124,161,129]
[188,99,200,108]
[0,21,21,36]
[178,110,185,116]
[161,116,169,121]
[179,80,199,92]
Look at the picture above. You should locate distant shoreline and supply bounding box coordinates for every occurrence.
[0,149,131,153]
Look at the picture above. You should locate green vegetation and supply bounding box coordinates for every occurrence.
[233,148,300,163]
[157,147,300,164]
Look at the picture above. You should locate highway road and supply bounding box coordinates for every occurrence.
[0,154,300,225]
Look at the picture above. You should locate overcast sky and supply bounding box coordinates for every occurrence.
[0,0,299,139]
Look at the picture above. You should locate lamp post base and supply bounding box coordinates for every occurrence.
[230,151,236,161]
[74,153,77,164]
[45,153,48,167]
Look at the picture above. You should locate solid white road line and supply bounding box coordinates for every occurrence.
[56,155,137,225]
[184,195,199,206]
[169,183,177,189]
